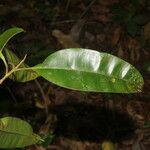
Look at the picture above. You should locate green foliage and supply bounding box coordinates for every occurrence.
[4,48,38,82]
[0,27,24,75]
[33,48,144,93]
[0,27,24,52]
[0,27,144,148]
[40,133,54,148]
[0,27,42,148]
[111,2,149,36]
[0,117,42,148]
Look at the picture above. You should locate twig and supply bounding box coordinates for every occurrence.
[0,51,8,74]
[0,54,27,85]
[35,79,49,115]
[65,0,71,13]
[80,0,97,19]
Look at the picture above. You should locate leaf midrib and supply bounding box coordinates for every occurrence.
[33,66,138,86]
[0,128,33,137]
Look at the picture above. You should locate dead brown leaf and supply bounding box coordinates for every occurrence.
[70,20,85,42]
[132,141,146,150]
[117,46,124,58]
[52,30,81,48]
[127,38,140,50]
[111,27,122,46]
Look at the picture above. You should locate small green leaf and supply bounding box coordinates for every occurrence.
[41,133,54,148]
[0,27,24,52]
[0,117,42,148]
[4,48,38,82]
[33,48,144,93]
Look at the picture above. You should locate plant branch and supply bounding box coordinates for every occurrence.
[35,79,49,115]
[80,0,96,19]
[0,51,8,74]
[0,54,27,85]
[15,67,33,71]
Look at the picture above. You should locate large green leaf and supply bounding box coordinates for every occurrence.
[33,48,144,93]
[4,48,38,82]
[0,27,24,52]
[0,117,42,148]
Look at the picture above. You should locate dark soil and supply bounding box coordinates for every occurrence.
[0,0,149,150]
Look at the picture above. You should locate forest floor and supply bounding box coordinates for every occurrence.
[0,0,150,150]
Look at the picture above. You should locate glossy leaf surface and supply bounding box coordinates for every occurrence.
[0,117,42,148]
[0,27,24,52]
[33,48,144,93]
[4,48,38,82]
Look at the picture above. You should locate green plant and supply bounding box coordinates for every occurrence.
[0,27,144,149]
[0,28,43,148]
